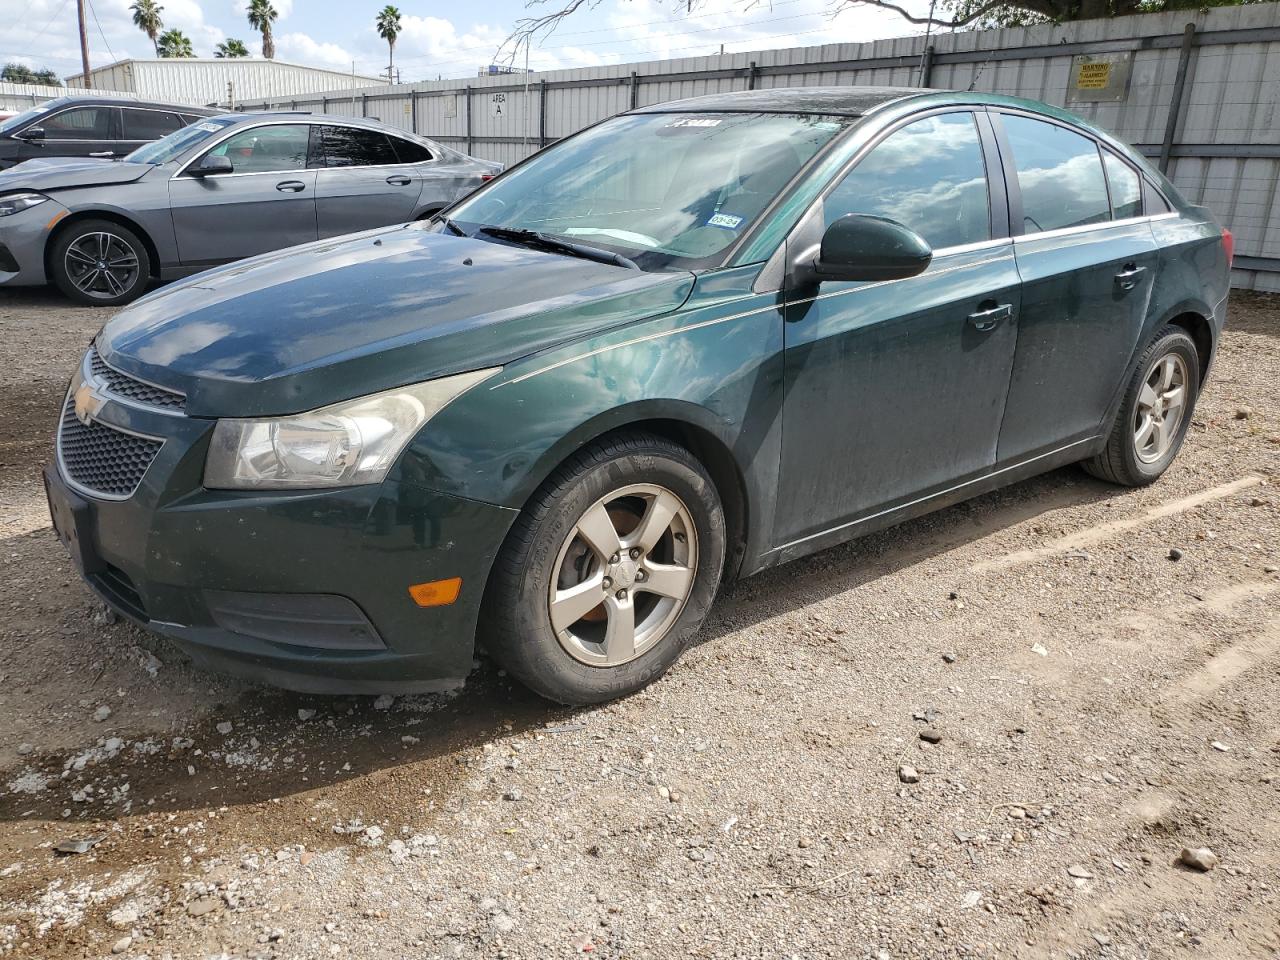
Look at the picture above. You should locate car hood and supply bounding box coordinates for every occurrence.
[0,156,152,191]
[99,225,696,418]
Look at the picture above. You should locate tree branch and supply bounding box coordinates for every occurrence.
[834,0,1026,27]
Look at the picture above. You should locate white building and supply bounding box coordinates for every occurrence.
[67,58,383,108]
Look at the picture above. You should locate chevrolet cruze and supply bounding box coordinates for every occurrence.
[45,87,1232,704]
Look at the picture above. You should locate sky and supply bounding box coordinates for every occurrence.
[0,0,939,84]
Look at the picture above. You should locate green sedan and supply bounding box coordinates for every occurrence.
[45,86,1232,704]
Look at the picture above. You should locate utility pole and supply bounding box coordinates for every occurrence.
[76,0,93,88]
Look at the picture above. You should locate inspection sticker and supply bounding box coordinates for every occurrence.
[707,213,744,230]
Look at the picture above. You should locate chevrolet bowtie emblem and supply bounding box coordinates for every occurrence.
[73,380,106,427]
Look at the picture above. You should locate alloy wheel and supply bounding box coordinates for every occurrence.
[548,483,698,667]
[1133,353,1188,463]
[64,232,140,300]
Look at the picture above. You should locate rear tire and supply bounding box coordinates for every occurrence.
[480,433,726,705]
[1083,325,1200,487]
[49,219,151,307]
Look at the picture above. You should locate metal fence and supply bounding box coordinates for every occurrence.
[0,81,136,112]
[239,3,1280,291]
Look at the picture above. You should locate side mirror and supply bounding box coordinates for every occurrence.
[190,154,233,177]
[21,126,45,142]
[813,214,932,283]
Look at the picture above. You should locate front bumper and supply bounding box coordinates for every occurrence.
[45,369,519,694]
[0,197,63,286]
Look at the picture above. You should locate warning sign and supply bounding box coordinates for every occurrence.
[1068,52,1133,103]
[1076,62,1111,89]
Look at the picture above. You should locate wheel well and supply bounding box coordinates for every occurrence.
[520,419,751,583]
[1167,312,1213,383]
[47,211,161,280]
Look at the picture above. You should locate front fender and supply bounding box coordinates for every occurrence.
[393,265,787,569]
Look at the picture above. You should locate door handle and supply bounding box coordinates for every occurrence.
[88,151,115,158]
[1115,263,1146,291]
[386,175,412,186]
[967,303,1012,332]
[276,180,306,193]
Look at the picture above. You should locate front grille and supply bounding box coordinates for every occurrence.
[89,348,185,411]
[58,394,163,499]
[89,564,148,621]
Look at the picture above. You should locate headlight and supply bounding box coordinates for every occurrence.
[204,368,499,490]
[0,192,47,217]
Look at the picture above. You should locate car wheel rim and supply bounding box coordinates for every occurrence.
[1134,353,1188,464]
[65,232,139,300]
[548,483,698,668]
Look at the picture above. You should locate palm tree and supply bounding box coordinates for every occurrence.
[156,28,194,58]
[246,0,279,60]
[375,6,402,83]
[215,38,250,58]
[130,0,164,56]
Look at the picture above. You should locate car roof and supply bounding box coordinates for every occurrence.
[630,86,932,117]
[38,95,219,115]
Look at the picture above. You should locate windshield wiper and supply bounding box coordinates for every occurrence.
[477,225,639,270]
[438,216,466,237]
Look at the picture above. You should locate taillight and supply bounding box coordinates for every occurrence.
[480,174,495,182]
[1223,228,1234,267]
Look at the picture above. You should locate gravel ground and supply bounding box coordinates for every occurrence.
[0,287,1278,960]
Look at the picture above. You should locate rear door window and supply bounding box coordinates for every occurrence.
[320,126,400,167]
[824,111,991,251]
[390,136,433,163]
[1102,149,1142,220]
[1002,114,1110,233]
[122,108,184,141]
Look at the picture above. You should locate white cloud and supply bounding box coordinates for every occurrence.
[277,32,355,70]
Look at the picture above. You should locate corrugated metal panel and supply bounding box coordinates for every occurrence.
[232,2,1280,289]
[1,81,136,111]
[67,59,381,108]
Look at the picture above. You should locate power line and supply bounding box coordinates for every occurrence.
[86,0,118,65]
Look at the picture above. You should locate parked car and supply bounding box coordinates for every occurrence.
[45,87,1230,704]
[0,96,219,170]
[0,112,499,304]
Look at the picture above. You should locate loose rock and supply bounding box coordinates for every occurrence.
[1180,847,1220,872]
[898,765,920,784]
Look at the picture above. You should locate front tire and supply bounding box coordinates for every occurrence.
[49,219,151,306]
[1083,325,1200,487]
[481,434,726,705]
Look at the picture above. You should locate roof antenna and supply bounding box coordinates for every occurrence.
[968,57,990,92]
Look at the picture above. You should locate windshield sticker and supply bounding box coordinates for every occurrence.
[667,117,722,128]
[195,122,224,133]
[707,213,744,230]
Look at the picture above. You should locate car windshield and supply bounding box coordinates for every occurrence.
[0,105,51,134]
[125,116,238,165]
[446,111,851,272]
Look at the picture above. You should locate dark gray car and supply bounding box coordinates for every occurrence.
[0,96,220,170]
[0,112,500,304]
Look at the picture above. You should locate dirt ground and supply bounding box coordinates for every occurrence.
[0,286,1278,960]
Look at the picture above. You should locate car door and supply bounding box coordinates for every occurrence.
[993,112,1162,464]
[116,106,186,158]
[17,104,117,162]
[312,124,422,238]
[774,110,1021,547]
[168,123,318,266]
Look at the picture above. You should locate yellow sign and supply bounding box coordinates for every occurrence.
[1077,62,1111,90]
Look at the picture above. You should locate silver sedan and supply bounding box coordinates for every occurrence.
[0,113,500,305]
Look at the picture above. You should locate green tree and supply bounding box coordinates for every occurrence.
[247,0,279,60]
[129,0,164,56]
[156,28,195,58]
[2,63,62,85]
[215,38,250,58]
[376,6,402,82]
